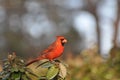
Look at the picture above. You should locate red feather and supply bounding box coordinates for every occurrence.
[26,36,67,66]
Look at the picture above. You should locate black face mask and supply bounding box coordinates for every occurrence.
[61,39,65,46]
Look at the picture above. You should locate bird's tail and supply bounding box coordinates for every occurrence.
[26,57,43,66]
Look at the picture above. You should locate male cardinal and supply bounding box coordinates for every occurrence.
[26,36,67,66]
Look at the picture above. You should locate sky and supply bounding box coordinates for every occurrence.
[22,0,118,54]
[74,0,117,54]
[0,0,117,54]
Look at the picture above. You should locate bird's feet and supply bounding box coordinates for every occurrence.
[50,59,60,68]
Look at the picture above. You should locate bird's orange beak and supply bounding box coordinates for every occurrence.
[62,39,67,43]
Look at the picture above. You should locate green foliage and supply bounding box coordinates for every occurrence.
[2,47,120,80]
[66,47,120,80]
[46,64,59,79]
[0,52,38,80]
[37,60,67,80]
[0,53,67,80]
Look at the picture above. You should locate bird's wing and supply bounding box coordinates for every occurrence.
[40,42,56,55]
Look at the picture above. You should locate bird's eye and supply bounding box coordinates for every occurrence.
[60,38,67,46]
[61,38,67,43]
[61,39,64,41]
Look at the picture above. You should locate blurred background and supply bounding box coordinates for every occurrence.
[0,0,120,79]
[0,0,119,58]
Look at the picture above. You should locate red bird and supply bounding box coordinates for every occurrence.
[26,36,67,66]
